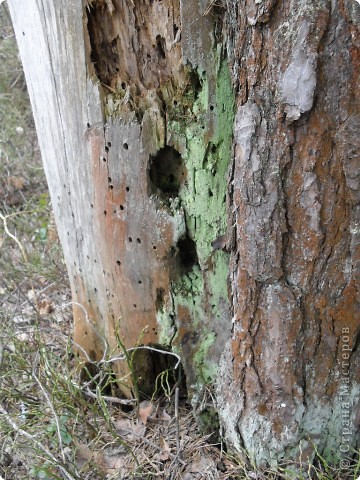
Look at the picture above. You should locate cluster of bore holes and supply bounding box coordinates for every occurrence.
[149,146,185,200]
[128,237,141,244]
[102,142,113,162]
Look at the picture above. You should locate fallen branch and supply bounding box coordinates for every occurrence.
[84,387,136,406]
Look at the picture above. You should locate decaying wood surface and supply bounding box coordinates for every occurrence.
[8,0,233,402]
[8,0,359,468]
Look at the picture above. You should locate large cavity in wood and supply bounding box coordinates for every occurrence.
[148,146,186,199]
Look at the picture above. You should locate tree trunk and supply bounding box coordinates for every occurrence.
[217,0,360,466]
[9,0,359,468]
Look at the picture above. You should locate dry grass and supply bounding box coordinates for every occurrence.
[0,4,359,480]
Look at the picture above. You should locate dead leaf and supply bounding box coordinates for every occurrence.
[75,442,106,471]
[8,176,25,190]
[160,408,172,422]
[158,436,171,461]
[103,448,126,470]
[181,454,217,478]
[138,400,154,424]
[114,417,146,442]
[27,289,36,300]
[38,298,54,315]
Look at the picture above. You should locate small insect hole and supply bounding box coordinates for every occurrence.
[137,238,141,244]
[105,146,109,153]
[102,157,107,162]
[129,237,133,242]
[126,186,130,192]
[123,143,129,150]
[116,260,121,266]
[120,205,124,210]
[87,122,91,128]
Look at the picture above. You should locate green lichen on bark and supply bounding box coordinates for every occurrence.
[157,59,235,400]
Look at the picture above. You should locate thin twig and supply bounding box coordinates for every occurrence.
[203,0,225,16]
[168,386,183,472]
[121,427,187,466]
[32,352,66,463]
[84,387,136,406]
[175,387,180,454]
[126,346,181,370]
[0,405,77,480]
[0,212,28,262]
[63,301,109,362]
[64,302,181,368]
[0,211,39,312]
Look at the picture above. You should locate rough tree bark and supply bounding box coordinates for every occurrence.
[9,0,359,469]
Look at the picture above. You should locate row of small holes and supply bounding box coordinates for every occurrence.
[128,237,141,243]
[92,203,129,212]
[172,102,213,111]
